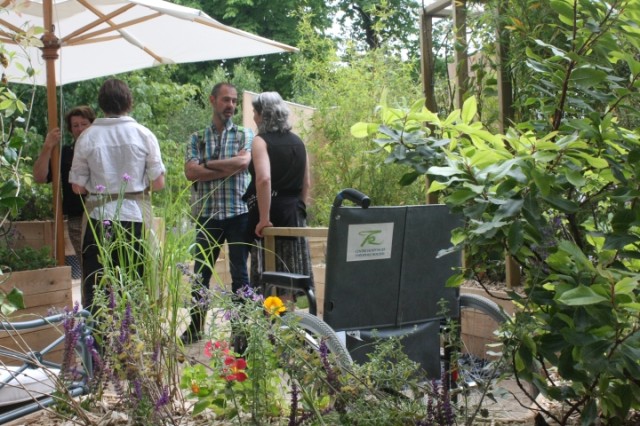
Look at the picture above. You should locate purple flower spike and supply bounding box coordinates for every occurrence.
[95,184,106,193]
[155,386,170,410]
[122,173,131,182]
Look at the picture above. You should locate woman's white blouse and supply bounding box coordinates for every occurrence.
[69,116,165,222]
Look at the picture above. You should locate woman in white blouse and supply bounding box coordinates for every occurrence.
[70,78,165,317]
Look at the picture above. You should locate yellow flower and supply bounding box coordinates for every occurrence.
[264,296,286,315]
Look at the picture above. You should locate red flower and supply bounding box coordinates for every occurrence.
[222,355,248,382]
[204,340,230,358]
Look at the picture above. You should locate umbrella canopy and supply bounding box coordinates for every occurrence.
[0,0,297,265]
[0,0,297,86]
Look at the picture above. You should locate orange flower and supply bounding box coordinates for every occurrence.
[264,296,286,316]
[190,380,200,394]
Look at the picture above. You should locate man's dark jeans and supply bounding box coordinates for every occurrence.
[194,213,250,295]
[184,213,250,339]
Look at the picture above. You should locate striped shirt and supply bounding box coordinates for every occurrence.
[186,120,253,220]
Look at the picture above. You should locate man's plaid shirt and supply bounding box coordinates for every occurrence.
[186,120,253,220]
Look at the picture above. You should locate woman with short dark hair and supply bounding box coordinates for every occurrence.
[70,78,165,316]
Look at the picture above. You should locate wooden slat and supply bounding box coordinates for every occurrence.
[261,227,328,238]
[0,325,64,366]
[5,221,76,256]
[0,267,72,298]
[423,0,451,17]
[261,227,328,272]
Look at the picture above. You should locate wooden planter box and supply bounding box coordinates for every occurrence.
[0,266,73,365]
[1,220,75,364]
[7,220,74,255]
[1,266,73,318]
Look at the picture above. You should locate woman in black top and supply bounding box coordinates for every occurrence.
[33,105,96,260]
[244,91,313,293]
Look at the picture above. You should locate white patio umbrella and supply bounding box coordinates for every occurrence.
[0,0,297,265]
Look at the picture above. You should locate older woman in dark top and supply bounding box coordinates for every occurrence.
[244,91,313,296]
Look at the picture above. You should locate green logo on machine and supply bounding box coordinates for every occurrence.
[359,229,383,247]
[347,223,394,262]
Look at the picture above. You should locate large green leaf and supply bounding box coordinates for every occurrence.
[534,39,569,60]
[461,96,477,124]
[471,219,508,235]
[469,149,508,168]
[581,400,599,426]
[570,152,609,169]
[6,287,25,309]
[558,240,595,272]
[565,169,586,188]
[495,198,524,219]
[445,273,464,288]
[508,221,524,254]
[603,234,639,250]
[532,170,555,196]
[350,122,379,138]
[570,67,608,89]
[192,398,211,416]
[447,188,477,205]
[619,302,640,312]
[557,285,608,306]
[428,165,461,177]
[550,0,574,21]
[428,180,449,193]
[610,51,640,75]
[0,288,25,315]
[398,171,420,186]
[442,109,460,127]
[613,277,638,295]
[541,193,579,213]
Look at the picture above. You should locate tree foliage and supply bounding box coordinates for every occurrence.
[334,0,422,56]
[177,0,331,98]
[293,18,425,225]
[171,0,425,97]
[353,0,640,423]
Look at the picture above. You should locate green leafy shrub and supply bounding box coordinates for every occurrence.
[352,1,640,421]
[0,245,56,272]
[353,93,640,423]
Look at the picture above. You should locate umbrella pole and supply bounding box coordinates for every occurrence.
[42,1,65,267]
